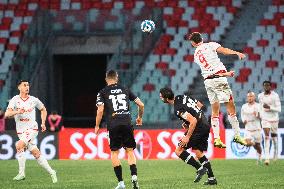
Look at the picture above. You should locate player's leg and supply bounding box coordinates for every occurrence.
[30,147,57,183]
[262,121,271,165]
[126,148,139,189]
[194,150,217,185]
[175,146,201,171]
[109,127,125,189]
[111,150,125,189]
[253,130,262,164]
[244,131,255,146]
[13,140,26,181]
[123,125,139,189]
[271,122,279,161]
[204,81,225,148]
[225,99,247,146]
[211,101,227,148]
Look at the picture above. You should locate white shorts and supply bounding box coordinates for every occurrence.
[17,128,38,151]
[261,120,279,134]
[244,129,262,144]
[204,77,233,104]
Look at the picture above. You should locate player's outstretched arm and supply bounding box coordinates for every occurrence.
[95,105,104,134]
[40,107,47,132]
[135,98,144,126]
[216,46,246,60]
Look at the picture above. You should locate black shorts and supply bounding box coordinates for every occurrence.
[183,120,210,152]
[183,132,209,152]
[108,124,136,151]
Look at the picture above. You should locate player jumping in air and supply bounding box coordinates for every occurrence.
[241,92,262,164]
[95,70,144,189]
[160,87,217,185]
[188,32,247,148]
[258,81,281,165]
[4,80,57,183]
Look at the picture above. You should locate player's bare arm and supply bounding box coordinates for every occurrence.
[95,104,104,134]
[216,46,246,60]
[40,107,47,132]
[217,70,235,77]
[179,112,197,147]
[135,98,144,126]
[4,108,24,118]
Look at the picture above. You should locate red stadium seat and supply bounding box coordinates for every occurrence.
[266,60,278,69]
[183,55,194,62]
[143,83,155,92]
[155,62,168,70]
[163,69,176,77]
[0,79,5,88]
[257,39,269,47]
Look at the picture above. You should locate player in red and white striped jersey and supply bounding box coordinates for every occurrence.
[188,32,247,148]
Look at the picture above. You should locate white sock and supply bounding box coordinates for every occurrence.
[17,151,26,175]
[265,137,270,160]
[228,115,240,136]
[272,136,278,158]
[211,117,220,139]
[257,152,261,160]
[37,155,54,174]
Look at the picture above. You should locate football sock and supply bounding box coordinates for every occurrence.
[211,117,220,139]
[228,114,240,136]
[179,151,201,170]
[130,164,137,176]
[114,165,123,182]
[36,155,54,174]
[272,136,278,158]
[17,150,26,175]
[199,155,214,178]
[265,137,270,160]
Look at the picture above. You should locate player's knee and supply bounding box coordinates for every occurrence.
[271,133,277,137]
[15,141,25,152]
[31,149,41,159]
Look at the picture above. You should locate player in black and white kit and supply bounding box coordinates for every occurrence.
[160,87,217,185]
[95,70,144,189]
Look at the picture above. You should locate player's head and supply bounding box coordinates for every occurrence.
[160,87,174,104]
[188,32,203,47]
[17,80,29,94]
[262,80,271,93]
[246,91,255,103]
[105,70,118,84]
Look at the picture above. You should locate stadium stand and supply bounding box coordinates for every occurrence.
[0,0,283,124]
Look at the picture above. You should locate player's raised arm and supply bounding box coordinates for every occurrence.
[134,98,144,126]
[216,46,246,60]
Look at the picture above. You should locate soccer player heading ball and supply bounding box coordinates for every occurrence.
[160,87,217,185]
[188,32,247,148]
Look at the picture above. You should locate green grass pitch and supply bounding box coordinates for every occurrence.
[0,159,283,189]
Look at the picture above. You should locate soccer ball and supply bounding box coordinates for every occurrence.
[141,20,155,33]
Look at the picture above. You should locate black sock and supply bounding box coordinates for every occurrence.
[114,165,123,182]
[199,155,214,178]
[179,151,201,170]
[130,164,137,176]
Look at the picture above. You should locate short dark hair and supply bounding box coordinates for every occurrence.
[17,79,29,86]
[188,32,203,43]
[263,80,271,86]
[106,70,118,80]
[160,87,174,100]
